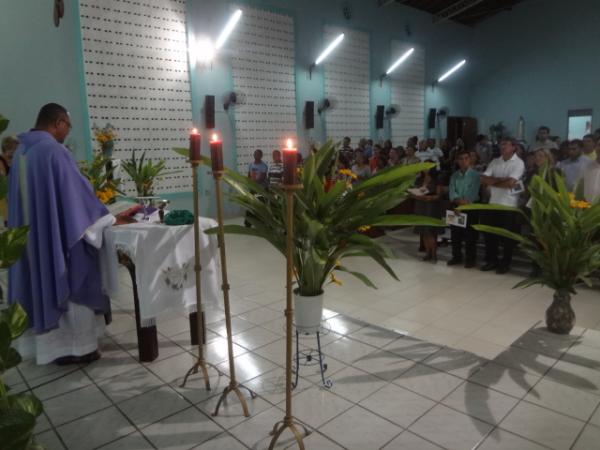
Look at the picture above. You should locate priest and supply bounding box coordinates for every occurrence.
[8,103,115,365]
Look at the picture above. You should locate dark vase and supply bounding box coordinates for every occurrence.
[545,290,575,334]
[101,141,114,158]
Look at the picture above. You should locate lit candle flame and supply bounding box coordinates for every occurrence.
[286,138,294,150]
[191,128,198,134]
[211,133,219,142]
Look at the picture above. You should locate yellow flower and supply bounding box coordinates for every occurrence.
[357,225,371,232]
[329,272,343,286]
[357,191,365,198]
[570,200,590,209]
[339,169,358,180]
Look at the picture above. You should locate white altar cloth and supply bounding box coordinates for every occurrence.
[100,219,221,326]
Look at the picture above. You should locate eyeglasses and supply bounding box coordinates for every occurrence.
[59,118,72,129]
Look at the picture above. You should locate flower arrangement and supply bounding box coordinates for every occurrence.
[198,140,444,297]
[460,173,600,334]
[92,123,117,157]
[78,154,121,204]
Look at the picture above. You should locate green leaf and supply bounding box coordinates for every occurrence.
[336,266,378,289]
[371,215,446,227]
[0,408,36,450]
[172,147,189,158]
[7,394,43,418]
[458,203,526,217]
[1,304,29,339]
[472,224,527,244]
[0,226,29,269]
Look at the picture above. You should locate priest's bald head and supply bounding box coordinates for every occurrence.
[35,103,72,143]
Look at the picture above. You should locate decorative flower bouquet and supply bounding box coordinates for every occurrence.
[202,140,444,296]
[78,154,121,204]
[92,123,117,157]
[460,173,600,334]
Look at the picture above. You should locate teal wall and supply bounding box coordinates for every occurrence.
[469,0,600,142]
[0,0,90,160]
[1,0,474,217]
[185,0,473,214]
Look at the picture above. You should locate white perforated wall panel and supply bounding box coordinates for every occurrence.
[79,0,192,194]
[230,6,296,172]
[323,26,370,145]
[390,41,425,147]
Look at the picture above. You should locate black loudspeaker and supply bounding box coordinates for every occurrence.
[305,101,315,129]
[428,108,437,129]
[375,105,385,129]
[204,95,215,129]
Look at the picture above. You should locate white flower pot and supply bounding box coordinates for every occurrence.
[294,291,324,334]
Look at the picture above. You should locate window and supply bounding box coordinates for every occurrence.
[567,109,593,140]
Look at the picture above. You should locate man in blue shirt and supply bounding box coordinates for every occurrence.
[448,150,481,268]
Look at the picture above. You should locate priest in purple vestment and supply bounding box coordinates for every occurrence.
[8,103,115,365]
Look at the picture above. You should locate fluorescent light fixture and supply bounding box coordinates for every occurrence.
[195,37,215,64]
[386,48,414,75]
[314,33,345,65]
[438,59,466,82]
[215,9,242,50]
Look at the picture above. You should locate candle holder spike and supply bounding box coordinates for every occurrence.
[180,158,222,390]
[211,168,257,417]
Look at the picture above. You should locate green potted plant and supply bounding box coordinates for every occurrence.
[195,141,444,331]
[460,173,600,334]
[121,150,177,197]
[0,176,43,449]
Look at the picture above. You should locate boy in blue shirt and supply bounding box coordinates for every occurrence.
[448,150,481,268]
[248,149,268,187]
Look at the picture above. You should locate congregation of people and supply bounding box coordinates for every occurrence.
[249,125,600,274]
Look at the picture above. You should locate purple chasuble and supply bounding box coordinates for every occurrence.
[8,130,111,333]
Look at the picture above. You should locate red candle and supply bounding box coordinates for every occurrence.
[282,138,297,185]
[210,133,223,172]
[189,128,201,161]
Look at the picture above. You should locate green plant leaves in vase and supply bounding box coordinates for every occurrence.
[121,150,180,197]
[189,140,445,296]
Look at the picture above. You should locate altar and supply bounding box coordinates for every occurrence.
[100,218,222,361]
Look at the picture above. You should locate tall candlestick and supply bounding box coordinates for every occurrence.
[210,133,223,173]
[189,128,201,161]
[282,138,297,186]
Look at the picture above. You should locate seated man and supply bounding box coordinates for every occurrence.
[447,151,481,268]
[9,103,115,365]
[479,137,525,274]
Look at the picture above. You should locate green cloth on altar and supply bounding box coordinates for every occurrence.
[164,210,194,225]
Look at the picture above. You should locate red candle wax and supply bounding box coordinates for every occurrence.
[283,138,297,185]
[210,133,223,172]
[189,128,201,161]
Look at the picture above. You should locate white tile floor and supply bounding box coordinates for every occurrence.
[4,224,600,449]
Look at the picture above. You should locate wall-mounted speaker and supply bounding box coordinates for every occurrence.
[204,95,215,129]
[375,105,385,129]
[428,108,437,129]
[305,101,314,129]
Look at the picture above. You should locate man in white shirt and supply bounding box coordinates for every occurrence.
[582,134,596,160]
[532,126,559,152]
[416,139,441,168]
[480,137,525,274]
[583,143,600,202]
